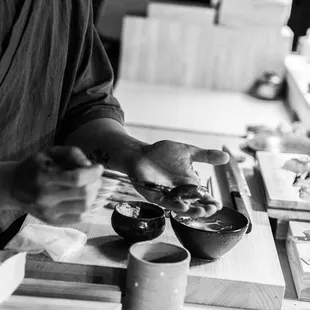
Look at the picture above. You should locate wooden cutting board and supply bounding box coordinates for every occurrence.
[256,151,310,220]
[8,167,285,310]
[286,221,310,301]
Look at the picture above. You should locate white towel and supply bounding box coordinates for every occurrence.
[5,224,87,261]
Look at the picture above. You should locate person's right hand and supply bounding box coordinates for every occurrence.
[10,146,103,225]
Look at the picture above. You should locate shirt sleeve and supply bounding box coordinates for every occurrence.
[58,3,124,142]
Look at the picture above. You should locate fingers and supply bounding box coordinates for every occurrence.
[186,145,230,165]
[160,181,222,217]
[42,164,104,187]
[160,194,221,218]
[13,146,105,225]
[160,199,219,218]
[25,179,102,225]
[31,180,101,225]
[46,146,92,169]
[175,204,218,218]
[197,192,222,210]
[24,203,82,225]
[36,179,102,206]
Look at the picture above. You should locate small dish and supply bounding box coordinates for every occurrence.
[170,207,249,261]
[111,201,166,243]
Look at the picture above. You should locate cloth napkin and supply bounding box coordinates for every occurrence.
[5,224,87,261]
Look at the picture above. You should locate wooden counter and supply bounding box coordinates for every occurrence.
[115,80,292,137]
[1,126,309,310]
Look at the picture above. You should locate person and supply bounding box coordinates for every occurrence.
[0,0,229,247]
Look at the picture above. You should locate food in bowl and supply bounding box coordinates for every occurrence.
[117,203,141,218]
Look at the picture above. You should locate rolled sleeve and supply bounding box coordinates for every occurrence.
[58,4,124,142]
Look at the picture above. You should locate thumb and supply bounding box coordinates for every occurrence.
[186,145,230,165]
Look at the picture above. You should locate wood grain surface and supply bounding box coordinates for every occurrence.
[2,126,309,309]
[1,295,122,310]
[119,16,292,92]
[286,221,310,301]
[2,295,310,310]
[256,151,310,212]
[9,163,285,310]
[114,80,292,137]
[15,278,121,303]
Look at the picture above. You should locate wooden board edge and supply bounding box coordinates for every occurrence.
[24,258,127,291]
[268,208,310,221]
[2,295,122,310]
[14,278,122,303]
[185,276,285,310]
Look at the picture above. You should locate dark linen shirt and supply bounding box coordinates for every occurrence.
[0,0,124,233]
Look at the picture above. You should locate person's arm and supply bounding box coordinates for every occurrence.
[60,1,229,218]
[58,1,144,174]
[65,118,229,218]
[64,118,146,175]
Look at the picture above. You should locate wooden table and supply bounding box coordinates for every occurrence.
[1,107,309,309]
[115,80,292,137]
[125,125,310,310]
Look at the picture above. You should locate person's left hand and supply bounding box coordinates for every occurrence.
[127,140,229,218]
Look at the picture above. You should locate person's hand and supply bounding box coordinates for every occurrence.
[11,146,103,224]
[127,140,229,217]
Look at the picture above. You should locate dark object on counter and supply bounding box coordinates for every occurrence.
[245,133,310,154]
[111,201,166,243]
[170,207,249,261]
[249,72,283,100]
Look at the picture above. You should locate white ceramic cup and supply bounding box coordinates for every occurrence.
[124,241,191,310]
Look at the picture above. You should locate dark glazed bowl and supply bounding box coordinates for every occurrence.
[170,207,249,261]
[111,201,166,243]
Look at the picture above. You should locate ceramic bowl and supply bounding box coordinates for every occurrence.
[111,201,166,243]
[170,207,249,261]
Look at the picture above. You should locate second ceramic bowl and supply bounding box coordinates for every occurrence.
[111,201,166,243]
[170,207,249,261]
